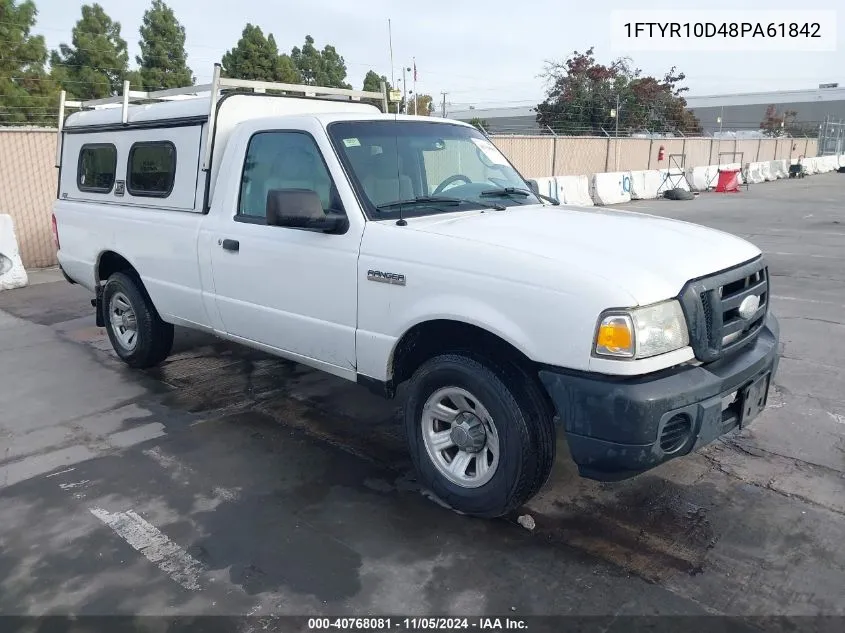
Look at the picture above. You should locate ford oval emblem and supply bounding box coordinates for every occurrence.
[738,295,760,320]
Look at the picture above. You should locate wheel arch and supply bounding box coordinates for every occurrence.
[388,318,539,391]
[96,250,140,286]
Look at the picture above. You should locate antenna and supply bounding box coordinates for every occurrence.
[388,18,406,226]
[388,19,395,88]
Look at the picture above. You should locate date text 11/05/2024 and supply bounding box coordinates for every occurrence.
[623,22,821,38]
[307,617,528,630]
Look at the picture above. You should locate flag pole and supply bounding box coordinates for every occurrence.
[412,57,417,115]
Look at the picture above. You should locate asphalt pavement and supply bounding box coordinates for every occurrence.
[0,172,843,627]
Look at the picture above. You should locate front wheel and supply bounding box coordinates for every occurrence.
[102,272,174,369]
[403,353,555,517]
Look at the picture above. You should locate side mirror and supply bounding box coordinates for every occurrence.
[526,179,540,194]
[266,189,346,233]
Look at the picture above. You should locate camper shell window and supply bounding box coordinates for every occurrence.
[127,141,177,198]
[77,144,117,193]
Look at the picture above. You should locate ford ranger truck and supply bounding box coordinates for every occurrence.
[52,69,780,518]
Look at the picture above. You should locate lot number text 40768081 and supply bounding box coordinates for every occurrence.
[307,617,528,630]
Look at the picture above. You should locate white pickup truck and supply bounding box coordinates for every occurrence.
[53,66,780,517]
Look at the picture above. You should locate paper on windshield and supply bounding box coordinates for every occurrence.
[470,137,509,165]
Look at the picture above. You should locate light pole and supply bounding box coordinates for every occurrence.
[401,66,407,113]
[610,95,620,171]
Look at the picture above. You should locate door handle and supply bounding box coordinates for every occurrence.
[221,238,239,252]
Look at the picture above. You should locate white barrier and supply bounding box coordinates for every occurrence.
[759,162,774,181]
[803,157,818,174]
[629,170,663,199]
[746,163,765,184]
[554,175,594,206]
[0,214,28,291]
[769,159,788,179]
[591,171,632,205]
[657,169,691,193]
[685,166,713,191]
[531,177,558,199]
[707,164,733,188]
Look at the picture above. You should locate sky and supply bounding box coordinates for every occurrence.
[31,0,845,114]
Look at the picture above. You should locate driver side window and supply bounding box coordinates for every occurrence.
[238,131,341,218]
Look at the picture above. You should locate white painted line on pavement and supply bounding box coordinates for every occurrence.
[59,480,90,490]
[772,295,845,308]
[89,507,204,591]
[45,468,76,478]
[769,251,845,260]
[828,412,845,425]
[766,227,845,237]
[143,446,240,501]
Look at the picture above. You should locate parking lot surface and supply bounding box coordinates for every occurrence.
[1,173,843,622]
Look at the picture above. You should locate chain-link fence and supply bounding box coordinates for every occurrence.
[0,128,59,270]
[818,119,845,155]
[488,134,818,178]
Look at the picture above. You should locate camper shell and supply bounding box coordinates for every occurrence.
[56,64,389,213]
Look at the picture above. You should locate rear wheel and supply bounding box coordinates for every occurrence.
[102,272,173,369]
[403,353,555,517]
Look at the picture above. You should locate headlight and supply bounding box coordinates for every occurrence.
[594,300,689,359]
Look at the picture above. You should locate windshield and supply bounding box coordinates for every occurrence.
[327,120,542,219]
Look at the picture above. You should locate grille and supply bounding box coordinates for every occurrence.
[680,258,769,363]
[660,414,692,453]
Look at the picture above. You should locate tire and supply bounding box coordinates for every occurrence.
[663,188,694,201]
[403,353,555,518]
[102,271,174,369]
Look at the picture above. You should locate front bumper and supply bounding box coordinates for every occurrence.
[538,312,780,481]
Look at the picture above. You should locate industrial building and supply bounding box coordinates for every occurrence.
[447,84,845,140]
[686,84,845,135]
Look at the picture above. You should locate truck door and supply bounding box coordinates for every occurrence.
[205,128,362,376]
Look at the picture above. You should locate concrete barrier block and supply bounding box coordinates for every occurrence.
[629,170,662,200]
[591,171,632,205]
[746,163,765,184]
[0,214,29,291]
[686,166,712,191]
[657,169,690,194]
[707,165,723,188]
[759,162,774,181]
[554,175,594,206]
[530,177,558,199]
[769,160,788,178]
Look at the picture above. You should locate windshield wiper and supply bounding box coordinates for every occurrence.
[376,196,506,212]
[376,196,463,210]
[480,187,560,205]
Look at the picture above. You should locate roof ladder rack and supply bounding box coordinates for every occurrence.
[57,63,390,171]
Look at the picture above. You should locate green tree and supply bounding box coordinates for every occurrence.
[536,47,701,136]
[291,35,351,88]
[50,3,129,100]
[412,94,433,116]
[0,0,59,125]
[362,69,396,112]
[469,117,489,132]
[362,69,385,93]
[135,0,193,90]
[221,24,298,83]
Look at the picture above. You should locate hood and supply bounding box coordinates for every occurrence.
[402,204,761,305]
